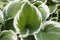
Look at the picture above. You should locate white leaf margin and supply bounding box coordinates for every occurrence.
[13,1,42,37]
[13,2,29,38]
[38,3,50,22]
[3,0,20,21]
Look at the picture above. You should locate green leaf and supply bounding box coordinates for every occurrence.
[0,30,17,40]
[36,21,60,40]
[3,1,24,21]
[13,1,42,37]
[1,19,16,32]
[38,3,50,21]
[23,35,35,40]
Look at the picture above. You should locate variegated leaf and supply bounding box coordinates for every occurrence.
[14,1,42,37]
[0,30,17,40]
[3,1,24,21]
[38,3,50,21]
[36,21,60,40]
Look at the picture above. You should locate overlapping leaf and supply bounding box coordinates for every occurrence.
[38,3,50,21]
[3,1,24,21]
[0,30,17,40]
[14,1,42,37]
[36,21,60,40]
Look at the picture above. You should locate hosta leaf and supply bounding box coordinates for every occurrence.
[1,19,16,32]
[23,35,35,40]
[3,1,24,21]
[0,30,17,40]
[36,21,60,40]
[38,3,50,21]
[14,1,42,37]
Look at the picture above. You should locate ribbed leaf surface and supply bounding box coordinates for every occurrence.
[0,30,17,40]
[3,1,24,21]
[14,1,42,37]
[36,21,60,40]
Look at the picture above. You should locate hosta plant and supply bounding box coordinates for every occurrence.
[0,0,60,40]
